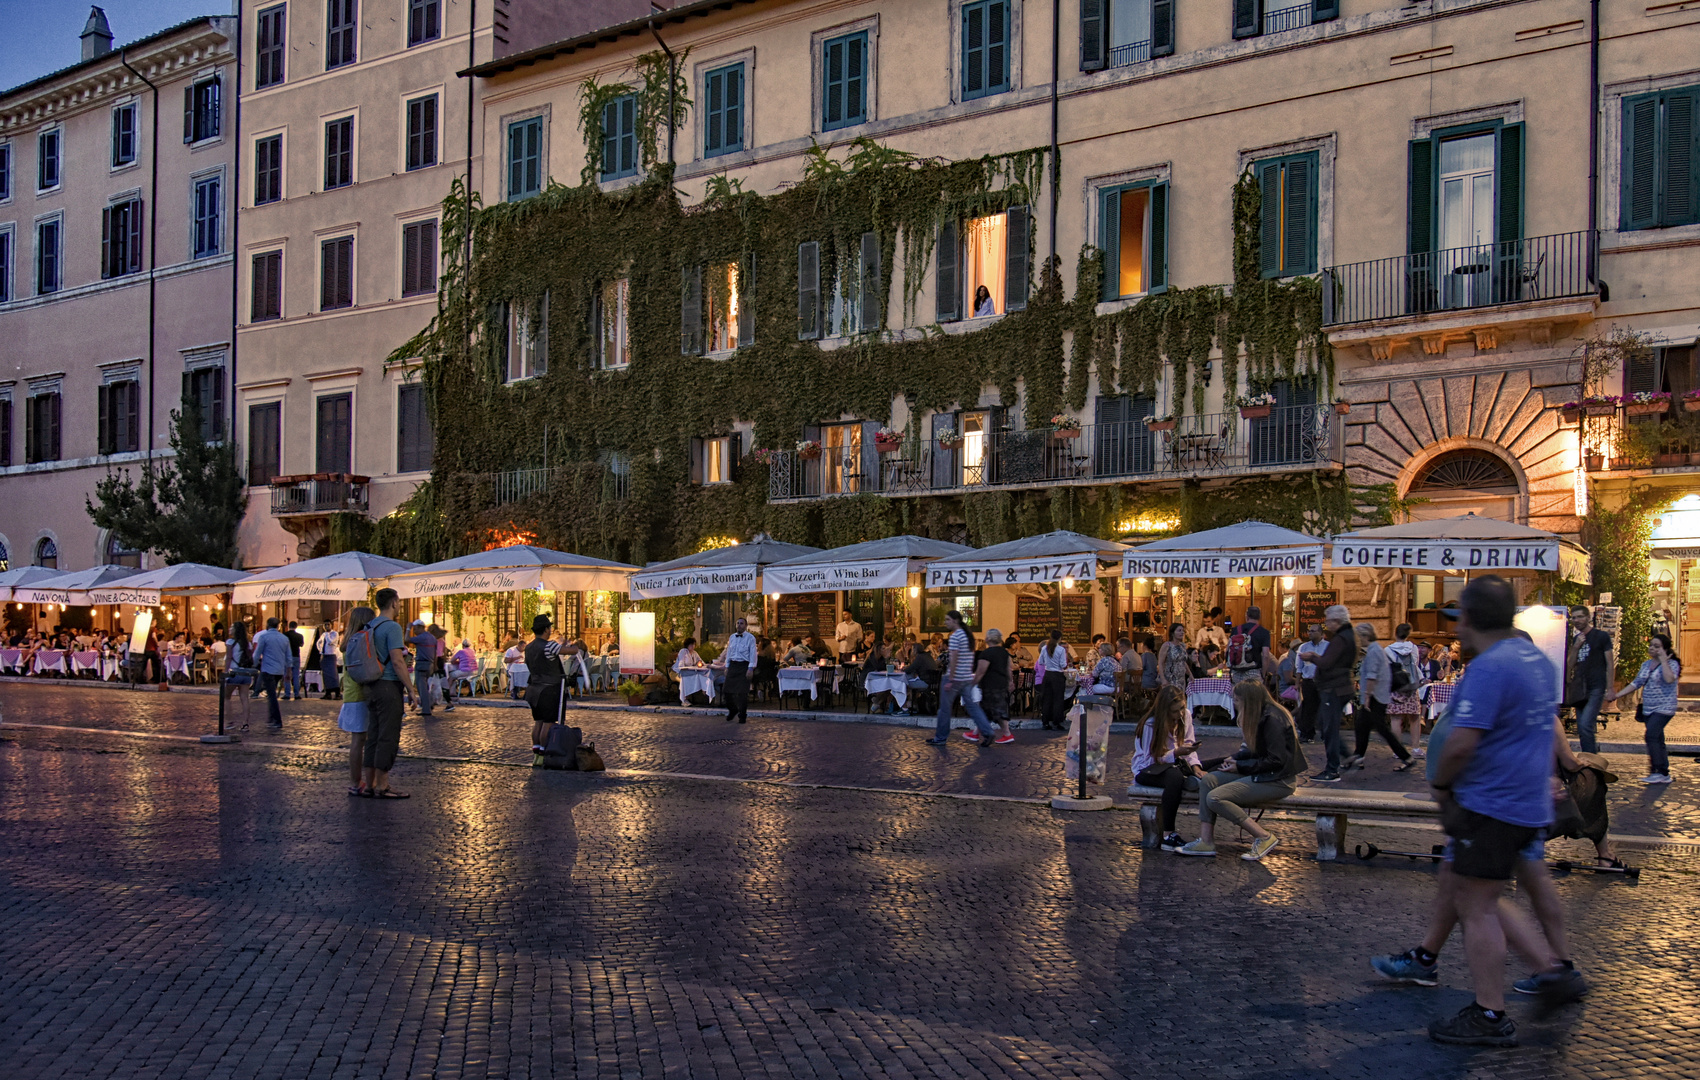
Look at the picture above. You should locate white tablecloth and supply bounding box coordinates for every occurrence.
[1185,677,1235,713]
[777,667,820,701]
[508,663,529,692]
[863,671,909,708]
[71,650,101,676]
[677,669,717,703]
[32,650,65,675]
[0,649,21,673]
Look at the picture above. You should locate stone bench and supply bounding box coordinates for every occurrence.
[1126,783,1443,861]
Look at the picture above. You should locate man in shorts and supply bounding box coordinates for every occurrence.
[1415,576,1585,1046]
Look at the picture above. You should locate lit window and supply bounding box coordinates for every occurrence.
[708,262,741,352]
[595,279,630,369]
[703,436,732,484]
[964,213,1008,316]
[821,422,863,494]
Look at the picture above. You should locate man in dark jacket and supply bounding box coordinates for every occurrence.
[1310,604,1357,782]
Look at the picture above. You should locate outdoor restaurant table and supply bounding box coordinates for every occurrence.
[777,666,821,701]
[676,667,717,703]
[32,650,66,676]
[71,650,100,677]
[1185,676,1236,713]
[862,670,909,708]
[1,649,22,674]
[1423,681,1456,719]
[164,654,192,681]
[101,656,121,680]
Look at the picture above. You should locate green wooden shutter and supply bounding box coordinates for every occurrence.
[1233,0,1262,40]
[1149,182,1169,290]
[1099,187,1120,301]
[963,2,986,98]
[705,68,725,155]
[1665,90,1698,227]
[858,230,881,332]
[98,385,112,454]
[689,437,704,484]
[1623,96,1658,230]
[1258,162,1281,277]
[183,86,193,143]
[1408,138,1435,255]
[1495,122,1524,246]
[823,38,844,127]
[987,1,1009,93]
[1312,0,1339,20]
[1283,156,1314,276]
[846,35,866,123]
[126,199,144,275]
[936,219,960,321]
[1079,0,1106,71]
[1005,204,1030,311]
[101,206,113,279]
[724,66,743,152]
[681,266,704,355]
[798,241,821,340]
[1152,0,1176,57]
[601,101,619,177]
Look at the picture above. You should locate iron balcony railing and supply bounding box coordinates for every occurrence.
[768,405,1343,502]
[1262,2,1312,34]
[1108,39,1151,68]
[489,464,631,506]
[269,474,370,516]
[1323,230,1596,326]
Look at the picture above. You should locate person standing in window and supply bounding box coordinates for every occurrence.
[973,284,995,317]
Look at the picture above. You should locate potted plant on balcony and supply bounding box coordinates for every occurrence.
[1332,399,1351,416]
[1050,414,1082,440]
[1238,392,1276,420]
[1625,390,1671,417]
[795,439,823,460]
[873,427,903,453]
[1145,413,1177,432]
[1558,401,1583,424]
[751,447,781,467]
[936,429,965,450]
[1584,450,1604,472]
[1683,390,1700,413]
[1581,395,1618,417]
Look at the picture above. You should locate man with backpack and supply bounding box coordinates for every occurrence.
[348,589,416,799]
[1228,606,1272,687]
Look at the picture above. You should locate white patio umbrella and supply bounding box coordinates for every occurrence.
[925,529,1129,587]
[12,565,144,605]
[1124,520,1325,579]
[1329,513,1589,583]
[0,565,74,602]
[232,551,422,604]
[388,545,637,599]
[629,534,820,598]
[82,562,250,606]
[763,534,971,594]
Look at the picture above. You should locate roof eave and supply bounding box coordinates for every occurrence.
[458,0,761,80]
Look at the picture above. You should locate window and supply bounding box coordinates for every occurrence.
[1411,450,1518,493]
[324,117,354,189]
[247,401,282,484]
[690,434,739,485]
[1099,183,1167,299]
[251,250,283,321]
[184,76,221,143]
[921,585,980,634]
[1081,0,1175,71]
[182,367,226,441]
[408,0,441,46]
[506,294,548,380]
[1622,87,1699,231]
[25,392,61,464]
[102,198,145,279]
[1233,1,1337,40]
[940,205,1032,319]
[401,220,437,297]
[704,63,744,158]
[35,218,61,294]
[194,176,222,258]
[1094,395,1157,476]
[0,142,10,200]
[326,0,357,69]
[320,235,354,310]
[507,116,542,200]
[593,278,631,369]
[706,261,753,351]
[315,393,353,473]
[1623,344,1698,397]
[105,535,142,568]
[1407,123,1523,309]
[961,1,1010,101]
[820,422,864,493]
[112,103,138,166]
[1247,378,1318,467]
[821,232,880,335]
[255,5,287,88]
[821,31,868,131]
[98,379,141,454]
[797,241,822,340]
[35,538,58,568]
[406,94,437,171]
[38,129,61,190]
[255,135,282,204]
[0,228,11,302]
[1255,153,1317,278]
[601,95,637,180]
[397,383,433,472]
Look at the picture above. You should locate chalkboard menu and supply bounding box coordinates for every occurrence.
[1015,595,1093,643]
[1297,590,1337,628]
[777,593,836,644]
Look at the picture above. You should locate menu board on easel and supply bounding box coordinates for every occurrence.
[1592,605,1621,672]
[777,593,836,644]
[1297,590,1337,628]
[1015,595,1093,643]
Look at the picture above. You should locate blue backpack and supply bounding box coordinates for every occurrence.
[343,617,392,684]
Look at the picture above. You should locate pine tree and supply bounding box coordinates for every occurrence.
[86,398,248,567]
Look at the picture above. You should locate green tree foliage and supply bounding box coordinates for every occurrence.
[85,399,248,567]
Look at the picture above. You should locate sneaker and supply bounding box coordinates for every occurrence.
[1412,747,1427,758]
[1428,1003,1517,1047]
[1242,835,1280,861]
[1529,967,1589,1015]
[1159,832,1186,852]
[960,729,980,743]
[1371,949,1439,987]
[994,734,1016,744]
[1313,771,1342,783]
[1341,754,1364,770]
[924,737,949,746]
[1174,840,1216,857]
[1643,773,1673,784]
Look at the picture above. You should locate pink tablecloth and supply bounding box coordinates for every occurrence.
[32,650,66,675]
[0,649,22,673]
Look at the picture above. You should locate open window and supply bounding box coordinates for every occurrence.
[937,206,1029,322]
[1098,182,1167,300]
[506,294,549,381]
[690,433,740,485]
[1232,1,1338,41]
[593,279,631,369]
[707,261,751,352]
[1081,0,1175,71]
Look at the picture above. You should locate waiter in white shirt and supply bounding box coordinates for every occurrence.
[723,616,758,724]
[835,611,864,662]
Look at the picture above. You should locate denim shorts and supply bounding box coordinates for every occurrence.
[1440,824,1546,876]
[337,701,370,733]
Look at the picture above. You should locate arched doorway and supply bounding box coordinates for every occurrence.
[104,534,142,568]
[1405,448,1523,522]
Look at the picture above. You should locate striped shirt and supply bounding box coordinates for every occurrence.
[1627,657,1682,716]
[947,628,975,681]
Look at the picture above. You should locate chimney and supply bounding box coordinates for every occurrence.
[81,6,114,61]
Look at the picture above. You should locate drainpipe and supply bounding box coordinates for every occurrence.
[466,0,478,363]
[648,4,676,166]
[1587,0,1600,292]
[1048,0,1060,270]
[230,13,242,447]
[118,48,160,469]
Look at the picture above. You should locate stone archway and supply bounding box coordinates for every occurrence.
[1397,439,1529,523]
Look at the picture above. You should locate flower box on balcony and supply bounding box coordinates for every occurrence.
[1584,403,1617,417]
[1559,406,1582,423]
[1333,402,1351,416]
[1657,453,1687,467]
[1684,399,1700,413]
[1626,401,1668,417]
[1146,419,1177,432]
[1051,428,1080,441]
[796,444,822,461]
[1584,454,1604,472]
[1240,405,1273,419]
[873,436,903,454]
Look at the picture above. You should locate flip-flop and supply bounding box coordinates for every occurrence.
[373,789,410,799]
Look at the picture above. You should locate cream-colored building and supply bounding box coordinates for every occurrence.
[0,12,237,621]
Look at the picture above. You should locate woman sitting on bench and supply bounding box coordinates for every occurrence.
[1176,680,1306,862]
[1131,685,1207,852]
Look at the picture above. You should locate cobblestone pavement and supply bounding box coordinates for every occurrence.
[2,717,1699,1080]
[3,682,1698,840]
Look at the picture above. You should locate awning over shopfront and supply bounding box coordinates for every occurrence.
[233,552,422,604]
[1329,513,1590,583]
[82,563,249,606]
[389,546,637,599]
[764,535,972,594]
[925,530,1129,587]
[0,565,87,602]
[1124,521,1324,578]
[12,565,144,606]
[629,535,820,598]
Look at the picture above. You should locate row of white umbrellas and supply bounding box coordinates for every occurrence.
[0,513,1591,608]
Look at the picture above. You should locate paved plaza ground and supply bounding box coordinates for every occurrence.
[3,682,1699,1079]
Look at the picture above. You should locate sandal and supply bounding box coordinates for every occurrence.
[372,789,411,799]
[348,785,366,797]
[1395,759,1418,772]
[1597,857,1627,870]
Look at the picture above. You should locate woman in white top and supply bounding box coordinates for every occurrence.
[1131,685,1207,851]
[672,637,703,672]
[1037,630,1074,731]
[973,284,996,318]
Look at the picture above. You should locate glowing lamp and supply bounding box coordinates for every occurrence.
[909,585,920,598]
[1282,576,1295,589]
[1062,577,1075,590]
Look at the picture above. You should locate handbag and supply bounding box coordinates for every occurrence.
[1550,790,1588,839]
[575,744,606,771]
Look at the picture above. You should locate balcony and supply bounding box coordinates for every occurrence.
[269,474,370,517]
[489,463,631,506]
[767,405,1343,503]
[1108,39,1150,68]
[1582,403,1700,475]
[1323,231,1598,359]
[1262,2,1312,34]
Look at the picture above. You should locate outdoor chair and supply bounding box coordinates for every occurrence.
[450,663,481,699]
